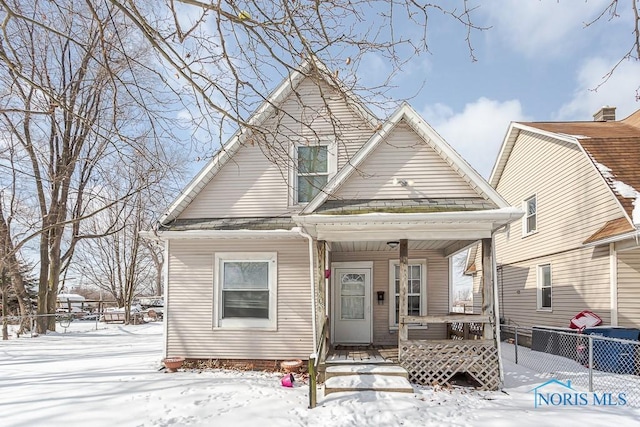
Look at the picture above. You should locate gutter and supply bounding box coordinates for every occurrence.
[139,228,303,240]
[296,227,318,357]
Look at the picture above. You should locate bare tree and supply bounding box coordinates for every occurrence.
[0,1,181,332]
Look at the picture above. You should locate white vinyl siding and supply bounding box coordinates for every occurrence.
[617,248,640,328]
[334,122,482,200]
[166,238,312,360]
[498,245,611,328]
[494,131,625,264]
[537,264,552,311]
[178,77,375,219]
[332,250,448,345]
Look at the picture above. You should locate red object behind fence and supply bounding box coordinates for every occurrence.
[569,310,602,330]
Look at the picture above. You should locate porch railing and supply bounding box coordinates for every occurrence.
[398,314,500,390]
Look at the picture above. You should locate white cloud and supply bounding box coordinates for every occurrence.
[556,57,640,121]
[479,0,615,58]
[422,98,529,178]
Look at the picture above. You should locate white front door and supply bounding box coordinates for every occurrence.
[333,267,372,344]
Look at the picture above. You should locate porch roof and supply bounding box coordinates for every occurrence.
[293,207,523,242]
[314,197,498,215]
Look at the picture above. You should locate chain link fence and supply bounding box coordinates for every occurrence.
[501,325,640,406]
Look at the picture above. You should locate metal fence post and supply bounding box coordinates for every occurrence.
[514,326,519,365]
[588,335,594,392]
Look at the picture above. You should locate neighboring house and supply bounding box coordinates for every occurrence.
[145,65,522,389]
[469,107,640,329]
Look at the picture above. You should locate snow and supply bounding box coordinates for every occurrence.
[594,161,640,226]
[2,322,640,427]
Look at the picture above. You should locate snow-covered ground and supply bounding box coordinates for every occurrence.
[1,321,640,426]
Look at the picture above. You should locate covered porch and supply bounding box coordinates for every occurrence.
[296,208,521,391]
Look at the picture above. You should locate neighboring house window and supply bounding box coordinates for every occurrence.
[293,139,336,204]
[214,253,277,329]
[388,260,427,328]
[537,264,552,311]
[523,195,537,235]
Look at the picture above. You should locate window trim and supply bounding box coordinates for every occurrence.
[537,263,552,312]
[388,259,428,330]
[290,137,337,206]
[213,252,278,330]
[522,194,537,237]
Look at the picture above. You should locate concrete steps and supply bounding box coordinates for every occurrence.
[323,364,413,395]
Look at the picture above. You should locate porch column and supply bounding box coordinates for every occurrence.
[399,239,409,342]
[481,238,495,340]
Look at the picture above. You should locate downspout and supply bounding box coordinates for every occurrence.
[491,225,508,387]
[297,227,318,357]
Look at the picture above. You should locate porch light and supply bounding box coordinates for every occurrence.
[386,241,399,249]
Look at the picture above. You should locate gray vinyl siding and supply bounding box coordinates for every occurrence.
[617,248,640,328]
[166,238,313,360]
[334,122,481,200]
[331,250,449,345]
[494,131,624,264]
[179,78,375,219]
[499,245,611,328]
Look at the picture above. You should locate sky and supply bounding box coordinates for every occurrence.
[352,0,640,179]
[3,321,640,426]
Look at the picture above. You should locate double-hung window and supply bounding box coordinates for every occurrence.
[293,139,336,204]
[537,264,552,311]
[214,253,277,329]
[523,195,537,235]
[388,259,427,328]
[297,145,329,203]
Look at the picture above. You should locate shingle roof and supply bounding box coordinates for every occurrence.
[315,198,498,215]
[583,217,636,244]
[161,217,296,231]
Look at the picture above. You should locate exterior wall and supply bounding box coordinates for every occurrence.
[166,238,313,360]
[331,250,450,345]
[179,77,375,219]
[494,131,624,328]
[617,247,640,328]
[499,245,611,328]
[495,131,623,262]
[334,122,481,200]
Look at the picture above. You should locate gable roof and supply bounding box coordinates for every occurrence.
[158,63,380,226]
[490,110,640,242]
[302,103,510,214]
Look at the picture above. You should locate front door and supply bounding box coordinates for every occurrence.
[333,268,372,344]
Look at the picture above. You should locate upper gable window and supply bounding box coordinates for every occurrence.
[523,195,537,236]
[294,140,336,204]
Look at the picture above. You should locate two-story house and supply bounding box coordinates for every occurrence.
[470,107,640,329]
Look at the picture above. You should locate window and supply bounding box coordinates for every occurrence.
[523,195,537,235]
[537,264,552,311]
[297,145,329,203]
[214,253,277,329]
[292,139,336,205]
[388,259,427,328]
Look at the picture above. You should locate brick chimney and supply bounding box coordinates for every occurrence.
[593,106,616,122]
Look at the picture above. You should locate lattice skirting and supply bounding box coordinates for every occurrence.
[399,339,501,391]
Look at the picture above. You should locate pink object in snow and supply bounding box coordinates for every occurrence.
[569,310,602,330]
[281,373,294,387]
